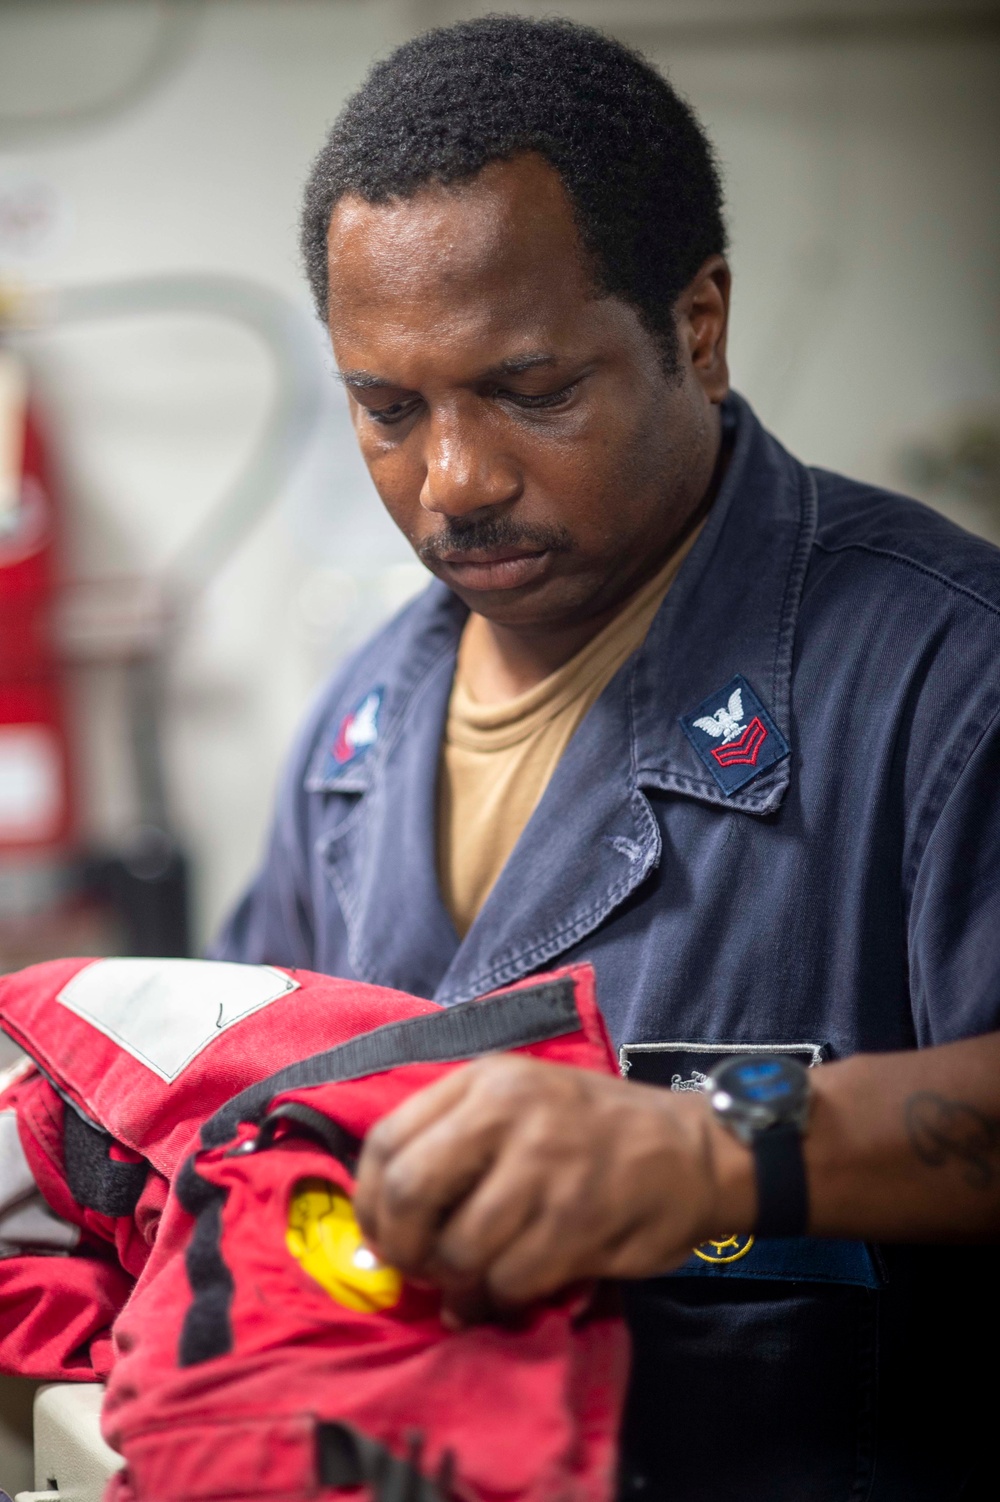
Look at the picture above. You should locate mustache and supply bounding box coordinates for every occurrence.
[417,516,572,564]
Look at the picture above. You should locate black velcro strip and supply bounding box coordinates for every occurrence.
[202,976,579,1149]
[63,1106,148,1218]
[176,1156,234,1366]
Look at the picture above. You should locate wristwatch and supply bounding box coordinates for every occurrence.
[706,1054,811,1238]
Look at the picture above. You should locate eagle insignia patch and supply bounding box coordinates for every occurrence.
[680,674,789,794]
[332,688,383,766]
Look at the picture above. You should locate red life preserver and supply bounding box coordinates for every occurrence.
[0,956,442,1177]
[0,957,629,1501]
[0,956,474,1381]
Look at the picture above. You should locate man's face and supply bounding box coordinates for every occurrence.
[325,153,729,632]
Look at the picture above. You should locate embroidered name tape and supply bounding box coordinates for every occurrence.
[618,1040,827,1090]
[679,673,789,795]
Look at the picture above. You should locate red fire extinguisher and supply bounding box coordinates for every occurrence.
[0,345,75,867]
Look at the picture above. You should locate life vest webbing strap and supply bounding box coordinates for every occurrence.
[254,1100,361,1171]
[318,1421,451,1501]
[118,1414,451,1499]
[202,975,579,1149]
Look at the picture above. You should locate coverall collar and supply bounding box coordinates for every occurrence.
[629,388,816,813]
[310,393,817,1002]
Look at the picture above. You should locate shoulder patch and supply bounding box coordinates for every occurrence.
[318,687,384,778]
[679,673,789,795]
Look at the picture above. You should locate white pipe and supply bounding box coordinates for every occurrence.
[49,272,325,615]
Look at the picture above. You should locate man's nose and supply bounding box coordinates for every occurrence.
[420,407,521,518]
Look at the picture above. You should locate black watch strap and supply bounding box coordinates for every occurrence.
[753,1121,809,1237]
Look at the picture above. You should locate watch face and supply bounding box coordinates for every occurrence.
[711,1054,809,1115]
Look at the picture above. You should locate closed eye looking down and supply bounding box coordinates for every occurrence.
[356,380,584,426]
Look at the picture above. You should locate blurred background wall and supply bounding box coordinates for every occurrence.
[0,0,997,961]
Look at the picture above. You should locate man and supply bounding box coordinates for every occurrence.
[214,17,1000,1501]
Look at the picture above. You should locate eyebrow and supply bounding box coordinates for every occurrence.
[336,352,559,391]
[488,353,559,377]
[336,370,394,391]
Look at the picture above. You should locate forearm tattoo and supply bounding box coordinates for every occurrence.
[905,1092,1000,1191]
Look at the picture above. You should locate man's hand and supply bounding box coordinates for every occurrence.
[354,1031,1000,1319]
[353,1054,755,1316]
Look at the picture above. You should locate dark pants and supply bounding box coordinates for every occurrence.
[619,1247,995,1502]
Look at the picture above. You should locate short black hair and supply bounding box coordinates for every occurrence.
[301,14,726,369]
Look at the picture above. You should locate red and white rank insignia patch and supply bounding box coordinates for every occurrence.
[332,688,383,766]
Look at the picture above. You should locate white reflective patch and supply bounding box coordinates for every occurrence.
[0,1109,36,1213]
[0,1109,79,1256]
[55,959,300,1083]
[0,1193,80,1257]
[0,1051,31,1095]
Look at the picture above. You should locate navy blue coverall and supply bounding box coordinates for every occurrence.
[214,395,1000,1501]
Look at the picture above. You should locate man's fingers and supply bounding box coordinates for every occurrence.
[355,1055,549,1269]
[353,1066,480,1241]
[355,1087,510,1269]
[481,1194,625,1305]
[433,1150,545,1277]
[482,1192,685,1305]
[600,1224,693,1280]
[361,1065,478,1167]
[484,1213,590,1304]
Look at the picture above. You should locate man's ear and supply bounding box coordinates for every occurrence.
[677,255,730,403]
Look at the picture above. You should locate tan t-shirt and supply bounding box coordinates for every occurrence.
[437,532,701,935]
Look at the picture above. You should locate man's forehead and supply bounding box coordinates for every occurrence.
[325,155,593,315]
[332,296,579,388]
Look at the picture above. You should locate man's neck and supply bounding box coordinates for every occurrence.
[458,607,619,705]
[458,530,689,705]
[460,448,728,705]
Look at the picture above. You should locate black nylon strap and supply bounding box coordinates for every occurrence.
[202,976,579,1148]
[253,1101,361,1172]
[753,1121,809,1238]
[63,1105,148,1218]
[317,1422,451,1501]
